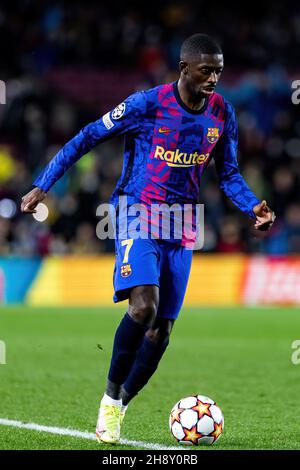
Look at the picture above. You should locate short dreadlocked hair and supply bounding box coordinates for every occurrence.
[180,34,222,61]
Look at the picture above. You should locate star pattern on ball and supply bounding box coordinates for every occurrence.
[211,422,223,441]
[182,425,202,445]
[170,407,184,425]
[192,400,212,419]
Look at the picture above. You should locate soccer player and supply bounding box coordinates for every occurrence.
[21,34,275,444]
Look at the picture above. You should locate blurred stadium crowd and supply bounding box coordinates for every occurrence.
[0,0,300,255]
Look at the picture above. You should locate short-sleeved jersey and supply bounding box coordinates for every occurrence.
[33,82,260,246]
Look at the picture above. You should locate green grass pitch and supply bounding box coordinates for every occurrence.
[0,305,300,450]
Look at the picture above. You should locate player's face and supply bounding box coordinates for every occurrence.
[181,54,224,98]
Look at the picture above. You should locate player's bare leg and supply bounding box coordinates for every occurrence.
[96,285,159,444]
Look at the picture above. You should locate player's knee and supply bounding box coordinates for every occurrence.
[146,319,174,345]
[128,286,159,326]
[129,300,157,326]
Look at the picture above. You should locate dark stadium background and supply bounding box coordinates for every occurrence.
[0,0,299,256]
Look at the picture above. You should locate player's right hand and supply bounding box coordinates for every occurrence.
[21,187,47,214]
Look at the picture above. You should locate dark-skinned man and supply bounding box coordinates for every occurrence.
[21,33,275,444]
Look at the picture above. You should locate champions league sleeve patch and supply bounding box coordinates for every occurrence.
[111,102,126,120]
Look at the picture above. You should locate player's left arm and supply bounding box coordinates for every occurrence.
[213,102,275,231]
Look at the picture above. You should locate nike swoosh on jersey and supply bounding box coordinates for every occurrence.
[158,127,174,134]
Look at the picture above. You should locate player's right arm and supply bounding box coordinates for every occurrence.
[21,91,146,213]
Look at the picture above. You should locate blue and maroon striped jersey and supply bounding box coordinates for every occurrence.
[33,82,260,245]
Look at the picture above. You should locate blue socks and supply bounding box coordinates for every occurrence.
[121,335,169,405]
[107,312,170,405]
[108,313,148,386]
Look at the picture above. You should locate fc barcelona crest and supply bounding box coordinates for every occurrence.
[206,128,219,144]
[121,264,132,278]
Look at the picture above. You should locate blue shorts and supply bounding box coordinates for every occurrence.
[113,237,193,320]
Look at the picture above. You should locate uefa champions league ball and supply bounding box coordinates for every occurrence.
[169,395,224,446]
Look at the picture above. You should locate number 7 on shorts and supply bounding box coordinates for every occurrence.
[121,239,133,263]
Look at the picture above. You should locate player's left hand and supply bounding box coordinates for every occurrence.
[252,200,276,231]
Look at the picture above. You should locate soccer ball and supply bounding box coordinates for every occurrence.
[169,395,224,446]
